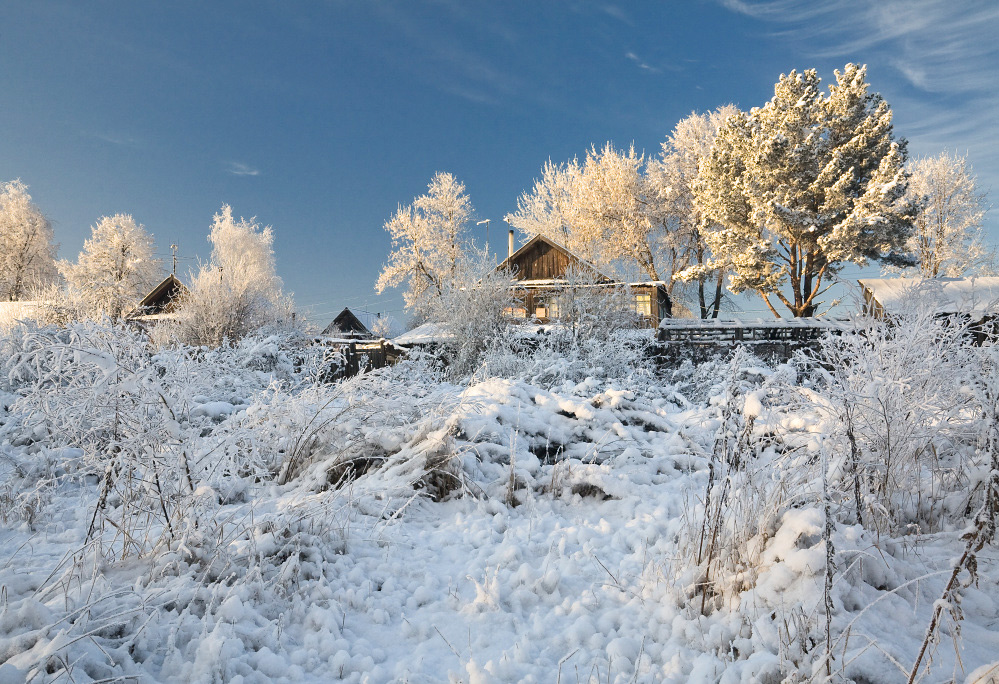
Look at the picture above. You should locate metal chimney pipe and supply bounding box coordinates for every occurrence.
[508,230,514,259]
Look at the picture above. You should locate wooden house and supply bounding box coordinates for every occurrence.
[127,274,187,322]
[497,234,671,328]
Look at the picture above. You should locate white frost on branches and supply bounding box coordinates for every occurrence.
[174,205,293,346]
[889,151,993,278]
[0,180,59,302]
[376,172,474,320]
[656,105,740,318]
[60,213,163,320]
[694,64,918,317]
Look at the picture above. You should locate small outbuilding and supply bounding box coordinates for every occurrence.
[859,277,999,343]
[322,308,403,340]
[127,274,187,322]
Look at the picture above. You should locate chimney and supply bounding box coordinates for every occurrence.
[508,230,515,259]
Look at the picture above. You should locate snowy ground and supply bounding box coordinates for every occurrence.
[1,326,998,683]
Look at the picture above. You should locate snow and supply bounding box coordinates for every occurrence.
[392,321,452,346]
[0,322,997,682]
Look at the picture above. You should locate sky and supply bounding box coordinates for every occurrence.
[2,0,997,326]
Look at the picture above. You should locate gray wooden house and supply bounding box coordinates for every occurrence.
[497,234,671,328]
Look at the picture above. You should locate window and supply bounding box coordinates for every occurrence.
[534,296,560,320]
[635,293,652,317]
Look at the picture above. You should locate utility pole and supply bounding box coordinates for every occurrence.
[170,244,178,276]
[476,219,491,254]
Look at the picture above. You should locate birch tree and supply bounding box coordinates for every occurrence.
[656,105,739,318]
[695,64,917,317]
[60,213,163,319]
[376,172,473,318]
[0,180,59,301]
[507,144,686,290]
[894,152,992,277]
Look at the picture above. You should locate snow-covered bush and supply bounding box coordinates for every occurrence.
[811,304,979,535]
[424,254,517,380]
[172,205,295,347]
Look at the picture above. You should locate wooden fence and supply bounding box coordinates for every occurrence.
[319,338,403,381]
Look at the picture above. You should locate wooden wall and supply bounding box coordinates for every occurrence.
[509,240,575,281]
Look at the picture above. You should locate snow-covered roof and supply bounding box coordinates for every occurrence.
[354,310,404,338]
[323,307,405,339]
[513,279,667,288]
[859,277,999,316]
[391,322,452,346]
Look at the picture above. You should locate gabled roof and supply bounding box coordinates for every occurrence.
[497,234,615,283]
[324,307,370,337]
[322,308,404,339]
[859,277,999,317]
[129,274,187,319]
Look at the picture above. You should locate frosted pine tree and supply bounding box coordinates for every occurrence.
[695,64,917,317]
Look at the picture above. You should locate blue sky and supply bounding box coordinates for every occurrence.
[2,1,996,325]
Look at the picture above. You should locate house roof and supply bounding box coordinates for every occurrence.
[129,274,187,319]
[497,234,615,283]
[858,277,999,317]
[391,321,451,346]
[323,307,404,338]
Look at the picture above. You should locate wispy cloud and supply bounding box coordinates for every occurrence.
[89,131,141,148]
[625,51,659,73]
[721,0,998,93]
[226,161,260,177]
[602,5,634,26]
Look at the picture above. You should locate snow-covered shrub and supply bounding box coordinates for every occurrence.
[4,323,207,557]
[673,351,803,612]
[424,254,518,380]
[171,205,295,347]
[811,303,978,535]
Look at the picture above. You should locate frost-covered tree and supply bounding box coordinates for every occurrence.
[60,213,162,319]
[505,158,585,258]
[893,152,992,277]
[175,205,293,346]
[376,172,473,319]
[0,180,59,301]
[507,144,685,289]
[656,105,740,318]
[695,65,917,317]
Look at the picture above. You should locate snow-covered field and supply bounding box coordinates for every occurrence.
[0,321,997,683]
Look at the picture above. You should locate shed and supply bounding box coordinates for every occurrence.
[858,277,999,318]
[127,274,187,322]
[322,307,403,339]
[859,277,999,344]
